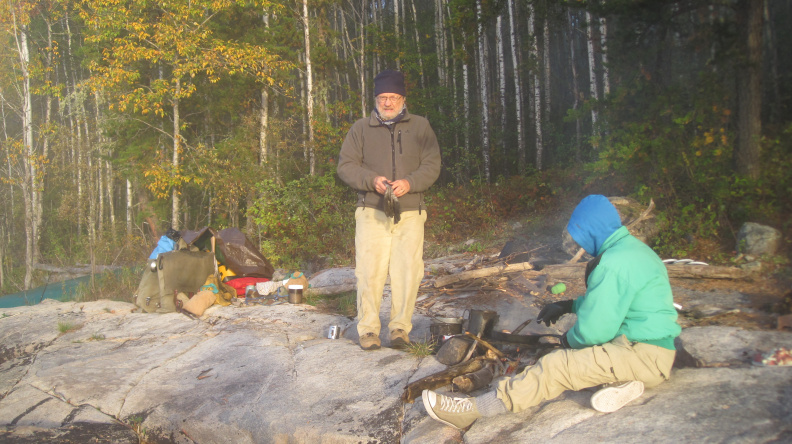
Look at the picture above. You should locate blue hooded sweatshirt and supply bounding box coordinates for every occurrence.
[565,195,680,350]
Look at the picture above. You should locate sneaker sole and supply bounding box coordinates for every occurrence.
[422,390,467,430]
[590,381,644,413]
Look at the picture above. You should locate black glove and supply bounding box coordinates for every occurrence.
[536,300,574,327]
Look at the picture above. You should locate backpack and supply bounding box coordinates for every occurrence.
[134,250,216,313]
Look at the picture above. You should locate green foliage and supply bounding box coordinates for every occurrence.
[250,172,356,269]
[306,290,357,318]
[588,73,792,261]
[404,340,437,358]
[73,266,144,304]
[426,174,556,245]
[57,321,79,334]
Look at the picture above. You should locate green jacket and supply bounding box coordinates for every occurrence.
[337,110,441,212]
[567,226,681,350]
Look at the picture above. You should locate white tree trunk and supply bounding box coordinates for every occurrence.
[476,0,490,183]
[15,16,36,289]
[507,0,525,172]
[528,4,544,170]
[599,12,610,96]
[410,0,425,87]
[568,9,582,162]
[171,80,181,230]
[126,179,132,235]
[302,0,315,175]
[586,11,599,135]
[543,15,551,120]
[496,14,507,170]
[435,0,446,86]
[260,88,269,166]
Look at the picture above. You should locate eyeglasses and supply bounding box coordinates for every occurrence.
[376,95,404,104]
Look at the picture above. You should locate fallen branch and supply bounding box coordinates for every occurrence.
[533,263,751,281]
[434,262,534,288]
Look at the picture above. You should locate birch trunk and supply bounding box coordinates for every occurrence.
[599,12,610,96]
[543,14,551,120]
[410,0,424,87]
[126,179,132,235]
[496,14,507,172]
[476,0,490,183]
[528,4,543,170]
[568,9,582,163]
[507,0,525,172]
[435,0,446,86]
[586,11,599,136]
[260,88,269,166]
[302,0,316,175]
[171,80,181,230]
[15,16,36,289]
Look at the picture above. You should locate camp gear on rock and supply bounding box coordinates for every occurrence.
[287,285,303,304]
[495,335,674,413]
[550,282,567,294]
[256,280,284,296]
[390,329,410,349]
[466,309,498,337]
[429,317,463,345]
[285,271,309,290]
[218,265,236,282]
[536,300,574,326]
[590,380,645,413]
[421,390,480,430]
[200,274,234,306]
[436,336,476,366]
[359,332,381,351]
[179,290,217,316]
[135,250,215,313]
[226,277,270,296]
[181,227,275,279]
[148,235,176,259]
[328,325,341,339]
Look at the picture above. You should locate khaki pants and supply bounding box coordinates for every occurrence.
[496,335,676,412]
[355,207,427,337]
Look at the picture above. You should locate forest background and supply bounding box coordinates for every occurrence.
[1,0,790,297]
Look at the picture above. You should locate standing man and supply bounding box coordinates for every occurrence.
[337,70,441,351]
[422,195,681,429]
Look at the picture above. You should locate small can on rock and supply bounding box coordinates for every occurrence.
[328,325,340,339]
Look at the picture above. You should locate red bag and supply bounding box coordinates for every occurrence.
[225,277,270,296]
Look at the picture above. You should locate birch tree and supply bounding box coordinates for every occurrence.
[302,0,315,176]
[586,10,599,136]
[528,3,544,170]
[507,0,525,172]
[476,0,490,183]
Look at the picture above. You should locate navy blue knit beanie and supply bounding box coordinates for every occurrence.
[374,70,406,97]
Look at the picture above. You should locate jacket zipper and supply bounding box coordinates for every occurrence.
[390,126,396,180]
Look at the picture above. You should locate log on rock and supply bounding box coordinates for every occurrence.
[535,263,751,281]
[304,284,356,296]
[433,262,534,288]
[401,356,490,403]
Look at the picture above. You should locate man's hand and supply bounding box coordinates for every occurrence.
[536,300,574,326]
[374,176,389,194]
[388,179,410,197]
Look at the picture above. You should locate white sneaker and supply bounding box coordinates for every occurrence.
[590,381,644,413]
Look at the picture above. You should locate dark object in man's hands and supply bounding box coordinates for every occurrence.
[384,184,401,224]
[536,300,574,326]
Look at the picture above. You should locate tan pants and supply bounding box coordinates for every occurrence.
[355,207,427,337]
[496,335,676,412]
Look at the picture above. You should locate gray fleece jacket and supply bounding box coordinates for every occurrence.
[337,110,441,212]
